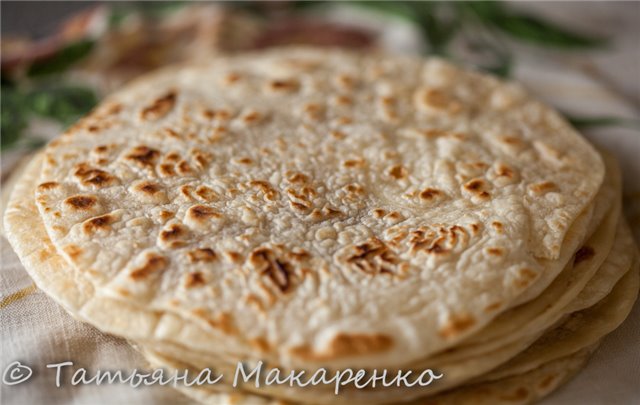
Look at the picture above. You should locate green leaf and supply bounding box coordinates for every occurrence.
[566,115,640,130]
[1,86,28,150]
[418,3,460,55]
[108,7,131,28]
[492,15,605,48]
[26,85,98,127]
[463,1,605,49]
[27,39,95,77]
[459,1,506,20]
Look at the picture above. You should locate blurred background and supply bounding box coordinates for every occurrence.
[1,1,638,164]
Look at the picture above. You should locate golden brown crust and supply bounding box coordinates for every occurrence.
[291,333,394,361]
[129,253,169,280]
[141,91,177,121]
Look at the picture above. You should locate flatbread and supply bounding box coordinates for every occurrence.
[140,346,597,405]
[137,258,638,404]
[31,48,605,368]
[128,218,635,403]
[5,153,635,405]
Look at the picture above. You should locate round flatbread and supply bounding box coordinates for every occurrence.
[31,48,605,368]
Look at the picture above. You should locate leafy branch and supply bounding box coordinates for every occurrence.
[27,39,95,77]
[1,83,97,150]
[351,1,606,77]
[464,1,605,49]
[566,115,640,131]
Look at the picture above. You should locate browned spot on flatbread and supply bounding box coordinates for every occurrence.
[499,387,529,401]
[514,268,538,289]
[484,301,502,313]
[249,337,271,352]
[130,253,168,280]
[421,88,461,112]
[64,195,97,210]
[188,248,217,263]
[222,72,241,85]
[491,221,504,233]
[241,110,263,125]
[158,210,175,222]
[192,151,211,169]
[63,244,83,262]
[134,181,163,195]
[344,184,364,195]
[177,160,193,174]
[529,181,557,195]
[291,333,393,361]
[79,169,116,187]
[330,129,345,139]
[159,223,189,246]
[158,163,176,177]
[343,158,366,169]
[344,238,403,275]
[104,102,122,116]
[82,214,116,235]
[192,308,236,334]
[236,157,253,165]
[184,272,206,288]
[420,188,443,201]
[165,151,180,162]
[267,79,299,92]
[94,145,109,154]
[38,247,54,262]
[496,163,515,179]
[500,135,522,146]
[288,248,311,262]
[141,91,176,120]
[372,208,386,218]
[464,179,485,191]
[439,313,476,339]
[203,108,232,121]
[538,373,559,390]
[462,178,491,201]
[224,250,243,264]
[37,182,59,191]
[290,201,310,212]
[485,247,504,256]
[194,185,218,201]
[248,180,279,201]
[187,205,221,220]
[288,172,309,184]
[574,246,595,265]
[384,211,403,223]
[249,247,295,293]
[387,165,408,180]
[126,146,160,167]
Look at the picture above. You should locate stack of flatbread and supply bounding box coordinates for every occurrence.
[4,48,638,404]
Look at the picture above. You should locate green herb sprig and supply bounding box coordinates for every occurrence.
[1,83,97,150]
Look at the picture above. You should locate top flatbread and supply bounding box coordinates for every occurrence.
[30,47,604,368]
